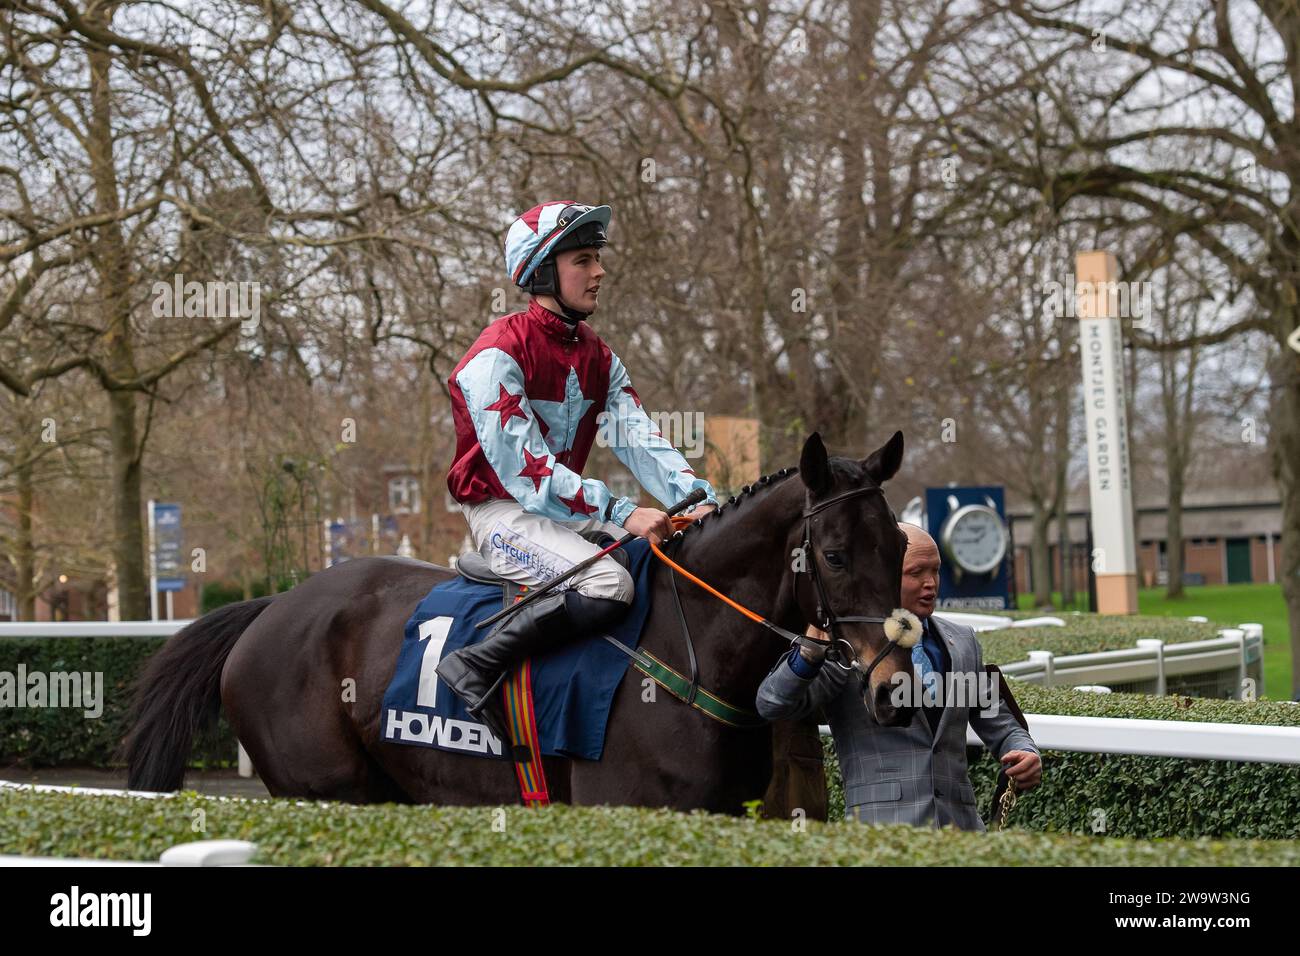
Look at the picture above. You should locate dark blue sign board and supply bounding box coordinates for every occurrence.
[153,502,186,592]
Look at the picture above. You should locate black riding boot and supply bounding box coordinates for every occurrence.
[435,590,629,747]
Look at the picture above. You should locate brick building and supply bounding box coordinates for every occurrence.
[1008,485,1283,594]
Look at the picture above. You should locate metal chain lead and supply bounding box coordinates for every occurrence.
[997,776,1018,830]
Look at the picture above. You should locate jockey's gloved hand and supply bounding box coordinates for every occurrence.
[625,507,672,546]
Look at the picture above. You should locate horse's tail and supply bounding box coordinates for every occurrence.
[123,596,274,791]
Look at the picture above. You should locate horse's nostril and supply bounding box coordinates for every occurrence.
[866,681,916,727]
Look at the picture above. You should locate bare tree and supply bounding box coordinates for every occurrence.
[2,0,624,616]
[945,0,1299,693]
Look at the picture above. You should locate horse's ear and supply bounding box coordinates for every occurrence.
[799,432,831,496]
[863,430,904,485]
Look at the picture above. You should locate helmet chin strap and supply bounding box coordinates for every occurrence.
[555,297,591,323]
[538,291,590,324]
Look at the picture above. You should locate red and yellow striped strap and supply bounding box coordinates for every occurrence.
[502,659,550,807]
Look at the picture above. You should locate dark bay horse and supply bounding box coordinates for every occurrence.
[125,431,912,812]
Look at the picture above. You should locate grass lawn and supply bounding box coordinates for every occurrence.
[1019,583,1294,700]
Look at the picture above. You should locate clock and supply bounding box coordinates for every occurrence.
[939,503,1008,580]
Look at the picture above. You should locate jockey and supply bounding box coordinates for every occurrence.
[437,201,718,741]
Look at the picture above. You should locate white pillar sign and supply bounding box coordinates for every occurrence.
[1076,251,1139,614]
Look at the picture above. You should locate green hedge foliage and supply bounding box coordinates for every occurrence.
[0,636,235,768]
[5,627,1295,844]
[3,788,1297,866]
[978,615,1224,665]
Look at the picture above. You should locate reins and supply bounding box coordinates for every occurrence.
[612,484,915,726]
[649,516,808,646]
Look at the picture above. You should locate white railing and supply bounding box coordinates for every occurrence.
[998,624,1265,699]
[0,841,259,866]
[815,712,1300,764]
[932,613,1266,698]
[0,621,195,638]
[934,611,1066,631]
[961,713,1300,764]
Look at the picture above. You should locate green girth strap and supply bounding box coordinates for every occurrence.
[603,637,766,729]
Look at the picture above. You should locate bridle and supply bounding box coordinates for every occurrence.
[643,481,910,708]
[607,475,917,727]
[796,485,905,683]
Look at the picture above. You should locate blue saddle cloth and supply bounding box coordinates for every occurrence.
[380,538,655,760]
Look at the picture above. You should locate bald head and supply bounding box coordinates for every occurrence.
[900,522,936,553]
[898,522,940,618]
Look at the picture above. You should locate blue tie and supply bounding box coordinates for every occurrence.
[912,623,939,702]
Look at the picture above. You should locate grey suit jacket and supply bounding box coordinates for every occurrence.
[755,614,1038,831]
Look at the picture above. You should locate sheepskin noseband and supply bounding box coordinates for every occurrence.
[883,608,922,648]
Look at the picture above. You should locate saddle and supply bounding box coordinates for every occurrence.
[444,531,636,804]
[455,531,630,606]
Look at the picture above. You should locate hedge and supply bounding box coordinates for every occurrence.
[5,630,1296,843]
[825,685,1300,840]
[3,788,1298,866]
[0,636,235,768]
[978,615,1225,666]
[201,579,292,614]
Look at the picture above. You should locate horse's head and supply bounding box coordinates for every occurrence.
[795,430,916,727]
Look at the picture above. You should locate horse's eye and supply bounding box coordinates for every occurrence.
[823,551,845,569]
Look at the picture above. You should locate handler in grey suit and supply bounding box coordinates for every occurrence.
[756,523,1041,830]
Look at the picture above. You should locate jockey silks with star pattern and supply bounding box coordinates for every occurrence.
[447,202,716,529]
[447,298,714,524]
[433,201,719,741]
